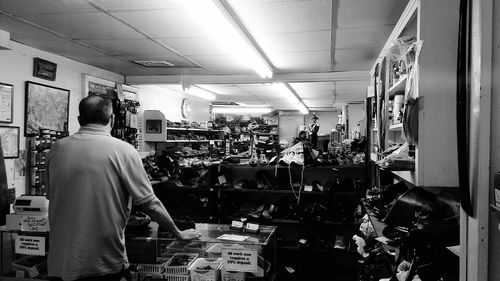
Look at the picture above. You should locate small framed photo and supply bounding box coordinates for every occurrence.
[33,57,57,81]
[0,126,20,158]
[0,83,13,123]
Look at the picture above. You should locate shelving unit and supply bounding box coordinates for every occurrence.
[362,0,461,279]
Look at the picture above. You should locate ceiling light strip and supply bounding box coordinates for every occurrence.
[186,0,273,78]
[274,83,309,115]
[213,0,274,78]
[212,107,272,114]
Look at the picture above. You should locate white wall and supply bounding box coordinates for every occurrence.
[347,103,364,138]
[137,85,210,123]
[0,41,123,197]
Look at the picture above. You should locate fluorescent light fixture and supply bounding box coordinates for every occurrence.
[212,107,272,114]
[186,0,273,78]
[184,86,217,101]
[271,83,309,115]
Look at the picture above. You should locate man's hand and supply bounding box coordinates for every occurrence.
[177,228,202,240]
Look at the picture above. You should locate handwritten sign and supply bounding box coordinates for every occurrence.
[21,216,49,232]
[15,235,46,256]
[222,247,258,273]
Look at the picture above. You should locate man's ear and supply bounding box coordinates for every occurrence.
[109,114,115,128]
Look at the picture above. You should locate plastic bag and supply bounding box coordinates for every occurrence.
[402,40,423,146]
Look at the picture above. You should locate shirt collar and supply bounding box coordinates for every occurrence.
[76,124,111,136]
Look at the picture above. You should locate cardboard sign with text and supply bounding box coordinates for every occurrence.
[222,247,258,273]
[15,235,46,256]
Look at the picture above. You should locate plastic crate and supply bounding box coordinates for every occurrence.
[166,241,191,253]
[221,267,245,281]
[140,272,165,280]
[188,258,223,281]
[163,274,191,281]
[165,253,199,275]
[137,260,169,274]
[184,241,212,256]
[11,256,47,278]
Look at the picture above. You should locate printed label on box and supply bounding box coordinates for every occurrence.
[21,216,49,232]
[15,235,46,256]
[222,247,258,273]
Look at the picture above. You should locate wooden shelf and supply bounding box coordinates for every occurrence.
[166,127,224,133]
[388,74,407,98]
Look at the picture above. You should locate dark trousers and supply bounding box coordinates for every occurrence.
[49,268,130,281]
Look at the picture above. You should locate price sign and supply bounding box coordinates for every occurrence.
[222,247,258,273]
[21,216,49,232]
[15,235,46,256]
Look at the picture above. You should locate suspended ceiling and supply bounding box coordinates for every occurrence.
[0,0,408,111]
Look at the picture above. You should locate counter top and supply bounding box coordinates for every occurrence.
[127,222,277,246]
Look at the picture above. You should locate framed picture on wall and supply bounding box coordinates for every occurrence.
[25,81,70,136]
[0,83,13,123]
[0,126,19,158]
[33,57,57,81]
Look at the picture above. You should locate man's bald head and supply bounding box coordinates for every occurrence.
[78,95,113,126]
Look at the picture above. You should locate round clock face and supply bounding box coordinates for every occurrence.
[181,98,192,119]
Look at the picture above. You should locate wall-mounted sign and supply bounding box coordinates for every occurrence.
[15,235,46,256]
[33,57,57,81]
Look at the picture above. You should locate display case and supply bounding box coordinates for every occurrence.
[126,222,277,281]
[0,227,50,281]
[0,223,276,281]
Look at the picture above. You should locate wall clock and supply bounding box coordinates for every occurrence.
[181,98,191,119]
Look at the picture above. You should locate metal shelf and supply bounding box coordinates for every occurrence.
[388,74,407,98]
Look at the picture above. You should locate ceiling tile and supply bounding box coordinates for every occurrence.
[18,38,107,58]
[185,55,255,75]
[333,48,377,64]
[156,37,230,57]
[0,15,65,41]
[268,51,331,72]
[257,31,330,54]
[18,13,144,40]
[78,39,179,57]
[0,0,96,15]
[90,0,185,11]
[228,0,332,34]
[335,26,394,49]
[112,9,212,38]
[337,0,408,28]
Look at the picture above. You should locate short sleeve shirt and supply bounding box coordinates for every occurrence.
[46,125,156,281]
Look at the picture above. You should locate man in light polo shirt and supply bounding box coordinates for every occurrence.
[47,95,200,281]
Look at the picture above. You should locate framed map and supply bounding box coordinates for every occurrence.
[25,81,69,136]
[0,126,19,158]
